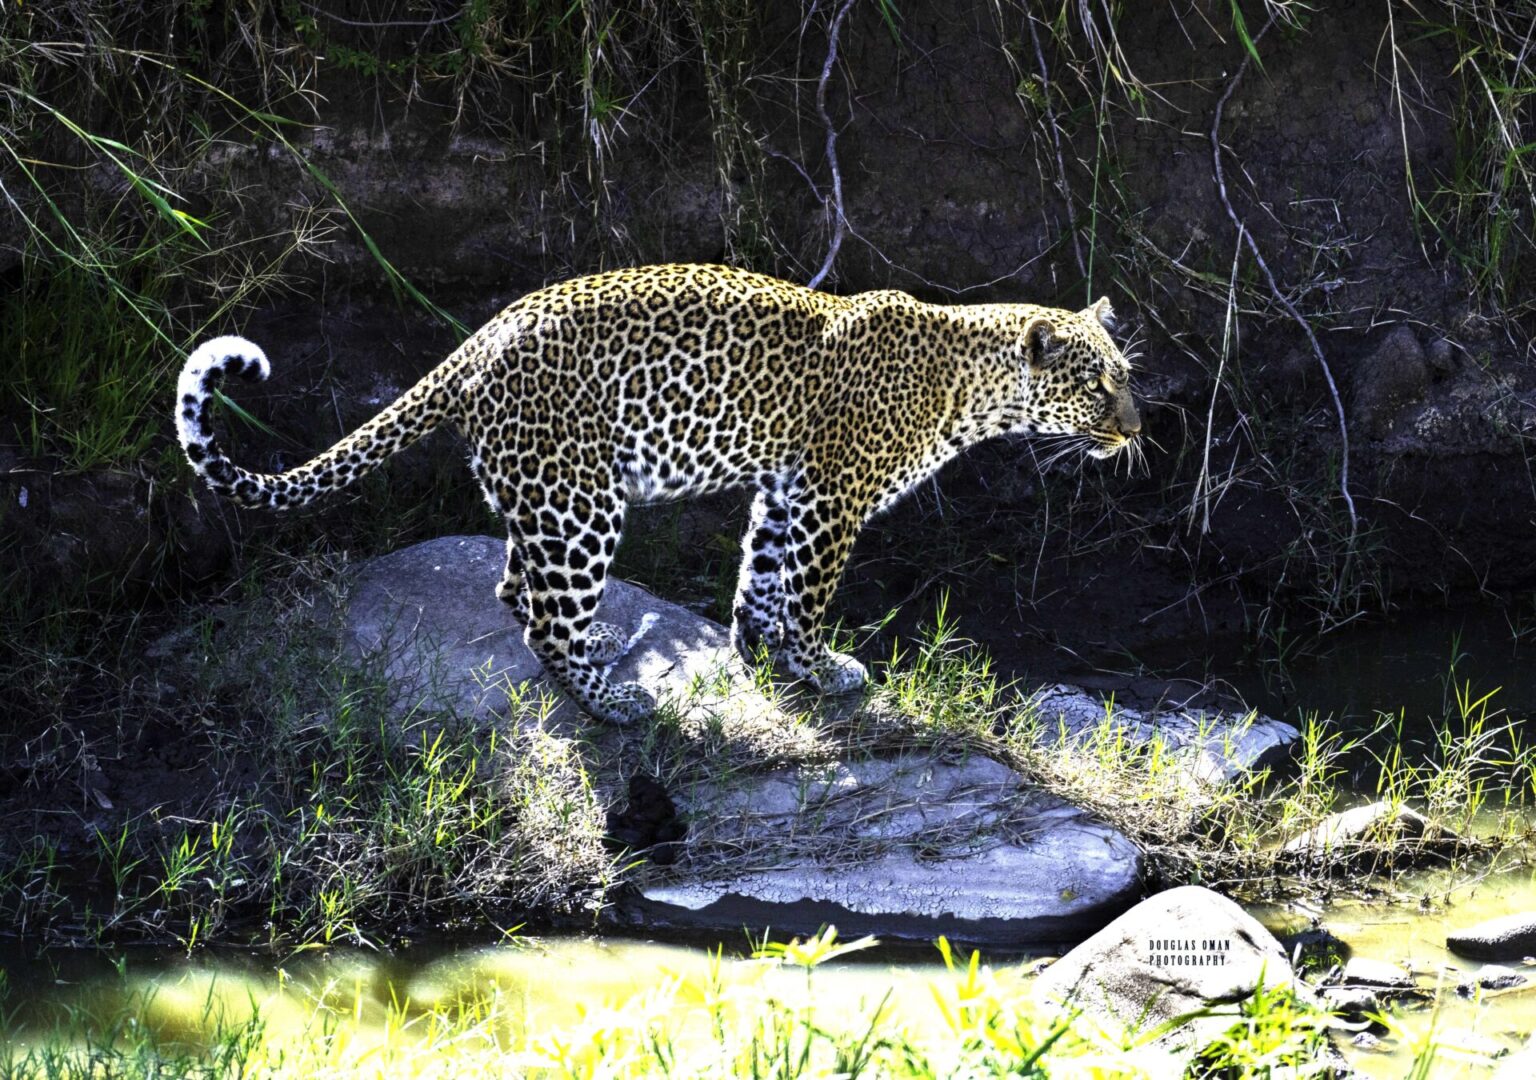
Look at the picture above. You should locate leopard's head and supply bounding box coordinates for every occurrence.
[1019,297,1141,460]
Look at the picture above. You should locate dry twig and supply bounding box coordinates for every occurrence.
[1024,9,1086,280]
[1209,15,1358,543]
[807,0,859,290]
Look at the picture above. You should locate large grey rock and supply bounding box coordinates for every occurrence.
[1034,885,1319,1078]
[621,753,1143,945]
[342,534,793,734]
[1029,684,1299,784]
[1447,912,1536,962]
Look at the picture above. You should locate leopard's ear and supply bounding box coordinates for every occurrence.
[1082,296,1116,330]
[1022,315,1061,369]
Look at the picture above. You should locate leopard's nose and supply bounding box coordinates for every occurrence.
[1116,396,1142,437]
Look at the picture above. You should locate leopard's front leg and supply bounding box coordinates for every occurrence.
[776,483,869,695]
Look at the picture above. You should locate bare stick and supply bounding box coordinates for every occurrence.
[807,0,859,290]
[301,3,457,30]
[1210,16,1358,542]
[1025,9,1086,280]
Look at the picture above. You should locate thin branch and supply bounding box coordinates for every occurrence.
[1210,16,1358,543]
[300,3,458,31]
[1189,232,1244,534]
[1024,9,1086,280]
[807,0,859,291]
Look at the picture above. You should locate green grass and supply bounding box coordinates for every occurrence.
[0,261,174,470]
[1390,2,1536,312]
[1,921,1496,1078]
[0,926,1378,1080]
[870,606,1536,895]
[0,552,608,951]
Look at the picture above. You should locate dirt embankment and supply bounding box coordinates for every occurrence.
[4,1,1534,657]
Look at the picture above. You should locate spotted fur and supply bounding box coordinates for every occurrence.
[176,264,1141,725]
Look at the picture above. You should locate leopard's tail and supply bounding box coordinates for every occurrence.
[175,335,456,511]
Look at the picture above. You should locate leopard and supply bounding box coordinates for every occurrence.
[175,263,1142,726]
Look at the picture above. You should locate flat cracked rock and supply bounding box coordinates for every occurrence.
[618,753,1144,946]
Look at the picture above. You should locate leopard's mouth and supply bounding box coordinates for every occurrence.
[1087,432,1132,458]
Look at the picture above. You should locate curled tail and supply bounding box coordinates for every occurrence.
[175,335,455,511]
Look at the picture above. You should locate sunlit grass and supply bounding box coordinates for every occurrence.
[870,609,1536,895]
[0,927,1383,1080]
[4,553,1533,953]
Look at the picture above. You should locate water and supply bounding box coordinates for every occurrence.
[1254,862,1536,1077]
[1231,606,1536,738]
[3,905,1532,1076]
[1226,606,1536,1075]
[0,937,996,1074]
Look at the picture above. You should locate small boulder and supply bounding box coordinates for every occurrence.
[1336,956,1417,991]
[1427,337,1457,376]
[1033,885,1318,1076]
[1456,964,1528,997]
[1351,324,1430,439]
[1281,801,1464,868]
[1447,911,1536,962]
[1278,926,1351,975]
[1029,684,1299,785]
[1320,984,1380,1021]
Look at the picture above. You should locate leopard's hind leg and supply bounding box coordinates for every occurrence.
[730,479,789,664]
[498,535,628,666]
[501,485,654,726]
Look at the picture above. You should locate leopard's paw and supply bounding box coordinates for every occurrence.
[592,681,656,726]
[586,621,629,666]
[809,651,868,695]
